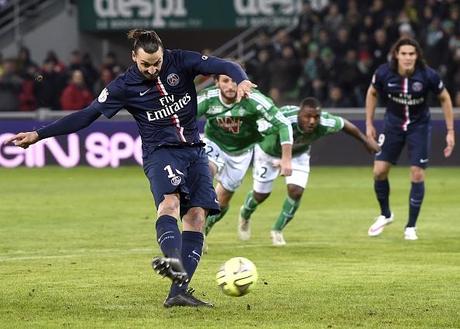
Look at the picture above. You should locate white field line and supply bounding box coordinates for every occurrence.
[0,242,314,262]
[0,248,152,262]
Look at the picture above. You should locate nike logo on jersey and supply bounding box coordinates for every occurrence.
[419,158,429,163]
[387,83,398,87]
[140,88,151,96]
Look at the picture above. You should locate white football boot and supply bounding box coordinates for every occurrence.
[404,227,418,240]
[238,208,251,241]
[270,230,286,246]
[368,213,394,237]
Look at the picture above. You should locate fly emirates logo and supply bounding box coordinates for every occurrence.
[146,93,191,121]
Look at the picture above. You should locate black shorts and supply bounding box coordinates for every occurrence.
[375,122,432,168]
[143,146,220,217]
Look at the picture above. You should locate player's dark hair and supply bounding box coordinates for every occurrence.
[389,37,427,71]
[127,29,163,54]
[299,97,321,112]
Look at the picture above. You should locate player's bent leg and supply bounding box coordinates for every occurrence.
[163,207,213,308]
[271,185,303,246]
[238,189,270,241]
[205,183,233,236]
[270,168,308,246]
[245,145,279,240]
[152,194,189,285]
[369,161,394,237]
[405,166,425,239]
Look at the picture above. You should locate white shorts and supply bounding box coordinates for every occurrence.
[252,144,310,194]
[203,137,253,192]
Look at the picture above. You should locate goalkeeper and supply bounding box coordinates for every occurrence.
[239,97,380,245]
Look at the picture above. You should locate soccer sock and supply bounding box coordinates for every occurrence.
[204,206,228,236]
[374,179,391,218]
[272,196,300,231]
[240,191,259,220]
[169,231,204,297]
[155,215,181,259]
[407,181,425,227]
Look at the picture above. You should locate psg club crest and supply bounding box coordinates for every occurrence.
[167,73,180,86]
[412,82,423,92]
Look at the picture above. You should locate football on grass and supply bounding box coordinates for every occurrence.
[216,257,258,297]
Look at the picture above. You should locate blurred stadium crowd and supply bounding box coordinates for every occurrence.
[0,0,459,111]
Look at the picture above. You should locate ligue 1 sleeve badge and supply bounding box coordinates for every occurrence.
[98,88,109,103]
[167,73,180,86]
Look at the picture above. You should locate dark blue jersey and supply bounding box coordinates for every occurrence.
[371,63,444,130]
[91,49,247,151]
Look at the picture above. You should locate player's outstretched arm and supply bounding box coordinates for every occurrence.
[365,85,378,140]
[4,105,101,149]
[438,88,455,157]
[343,119,381,154]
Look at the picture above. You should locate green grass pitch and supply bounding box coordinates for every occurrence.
[0,167,459,328]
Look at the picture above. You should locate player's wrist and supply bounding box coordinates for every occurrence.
[34,130,42,140]
[447,128,454,133]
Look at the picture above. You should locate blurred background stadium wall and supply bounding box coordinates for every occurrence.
[0,0,458,167]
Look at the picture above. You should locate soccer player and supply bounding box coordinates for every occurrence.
[197,74,293,239]
[239,97,380,245]
[4,29,256,307]
[366,37,455,240]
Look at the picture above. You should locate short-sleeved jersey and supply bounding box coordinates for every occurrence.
[371,63,444,130]
[259,106,344,157]
[91,49,246,152]
[197,87,292,154]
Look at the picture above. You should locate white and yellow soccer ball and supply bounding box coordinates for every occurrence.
[216,257,258,297]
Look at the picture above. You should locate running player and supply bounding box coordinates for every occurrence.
[198,74,293,239]
[239,97,380,245]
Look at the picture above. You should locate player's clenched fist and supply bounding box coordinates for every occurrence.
[4,131,39,149]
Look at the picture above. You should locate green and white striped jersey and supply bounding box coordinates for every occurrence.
[197,87,292,154]
[259,105,344,157]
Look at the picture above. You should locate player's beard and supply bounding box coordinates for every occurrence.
[222,89,237,103]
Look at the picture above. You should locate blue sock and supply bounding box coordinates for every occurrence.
[169,231,204,297]
[407,181,425,227]
[375,179,391,218]
[155,215,181,259]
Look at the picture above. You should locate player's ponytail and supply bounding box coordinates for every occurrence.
[127,29,163,54]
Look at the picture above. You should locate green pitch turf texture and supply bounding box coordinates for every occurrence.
[1,167,459,329]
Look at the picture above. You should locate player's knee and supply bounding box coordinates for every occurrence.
[253,191,270,203]
[287,185,304,201]
[216,184,234,207]
[410,167,425,182]
[373,162,390,180]
[157,195,180,217]
[183,207,206,231]
[373,169,388,181]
